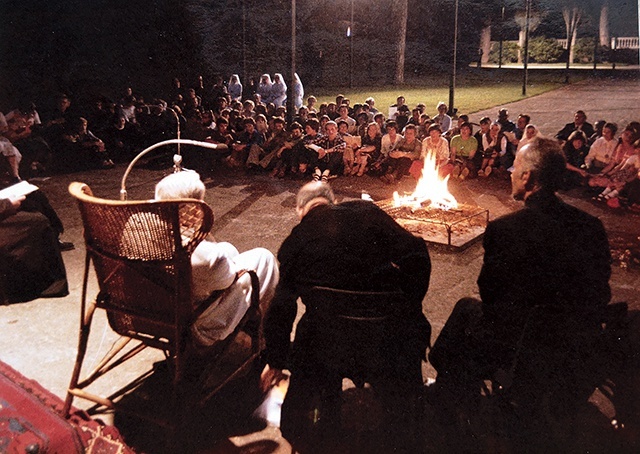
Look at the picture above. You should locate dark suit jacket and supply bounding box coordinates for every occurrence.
[478,190,611,344]
[264,200,431,371]
[555,121,595,142]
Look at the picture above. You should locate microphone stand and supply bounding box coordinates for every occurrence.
[165,106,181,155]
[119,138,225,200]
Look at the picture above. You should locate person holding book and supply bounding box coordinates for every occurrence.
[0,187,69,303]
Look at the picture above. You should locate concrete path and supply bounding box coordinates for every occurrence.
[471,76,640,137]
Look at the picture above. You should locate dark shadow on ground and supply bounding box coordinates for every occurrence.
[420,306,639,453]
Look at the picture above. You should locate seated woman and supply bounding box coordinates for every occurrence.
[228,74,243,102]
[480,121,508,177]
[257,74,274,106]
[354,122,382,177]
[0,136,21,182]
[154,171,279,347]
[62,117,114,170]
[381,124,421,184]
[562,130,590,188]
[5,103,52,178]
[371,120,401,176]
[0,192,69,304]
[337,120,357,175]
[271,74,287,108]
[449,122,477,179]
[355,112,369,138]
[584,123,618,173]
[589,126,637,189]
[516,124,541,153]
[590,138,640,201]
[410,123,450,180]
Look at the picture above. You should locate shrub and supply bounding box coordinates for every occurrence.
[528,36,564,63]
[573,37,596,63]
[611,48,640,65]
[488,41,519,64]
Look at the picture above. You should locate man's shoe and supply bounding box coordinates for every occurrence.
[484,166,492,177]
[58,240,75,251]
[313,168,322,181]
[460,167,470,180]
[452,165,461,178]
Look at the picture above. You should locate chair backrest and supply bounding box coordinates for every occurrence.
[302,286,407,320]
[68,182,214,346]
[300,286,409,382]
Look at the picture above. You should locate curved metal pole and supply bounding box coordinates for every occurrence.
[166,107,181,155]
[119,139,225,200]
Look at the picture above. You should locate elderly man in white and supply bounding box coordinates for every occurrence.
[154,171,279,347]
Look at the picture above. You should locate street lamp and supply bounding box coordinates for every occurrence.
[242,0,247,89]
[448,0,459,116]
[522,0,531,95]
[287,0,297,124]
[498,4,505,69]
[348,0,354,88]
[611,36,617,70]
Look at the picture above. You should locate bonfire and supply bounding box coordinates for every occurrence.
[391,151,458,210]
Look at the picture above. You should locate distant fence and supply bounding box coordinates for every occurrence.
[555,37,638,50]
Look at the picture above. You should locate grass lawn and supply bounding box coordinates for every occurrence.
[309,69,589,116]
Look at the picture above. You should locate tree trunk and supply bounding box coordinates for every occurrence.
[563,6,581,65]
[599,2,610,48]
[569,27,578,63]
[394,0,408,84]
[480,24,491,64]
[518,29,525,64]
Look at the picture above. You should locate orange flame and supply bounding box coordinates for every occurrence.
[392,151,458,210]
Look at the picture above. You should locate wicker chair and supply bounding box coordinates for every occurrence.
[63,182,263,422]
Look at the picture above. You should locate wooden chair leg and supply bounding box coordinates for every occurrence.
[63,297,97,417]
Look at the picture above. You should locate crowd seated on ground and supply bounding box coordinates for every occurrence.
[2,76,639,210]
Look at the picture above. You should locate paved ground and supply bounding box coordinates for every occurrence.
[1,75,639,452]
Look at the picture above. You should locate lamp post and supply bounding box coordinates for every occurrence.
[448,0,459,116]
[498,4,505,69]
[349,0,354,88]
[242,0,247,89]
[287,0,297,124]
[522,0,531,96]
[611,36,617,70]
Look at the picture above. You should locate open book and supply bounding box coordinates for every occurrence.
[0,180,39,199]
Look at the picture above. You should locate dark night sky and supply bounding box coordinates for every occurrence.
[0,0,637,108]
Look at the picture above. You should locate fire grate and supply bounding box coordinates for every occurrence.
[376,199,489,250]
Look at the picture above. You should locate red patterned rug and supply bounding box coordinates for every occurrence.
[0,361,134,453]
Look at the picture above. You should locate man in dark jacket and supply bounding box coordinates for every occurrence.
[261,181,431,451]
[430,137,611,417]
[555,110,596,143]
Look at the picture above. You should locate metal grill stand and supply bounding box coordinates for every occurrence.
[376,199,489,250]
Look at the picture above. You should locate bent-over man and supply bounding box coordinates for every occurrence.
[261,181,431,452]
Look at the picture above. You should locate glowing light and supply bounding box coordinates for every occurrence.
[392,151,458,210]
